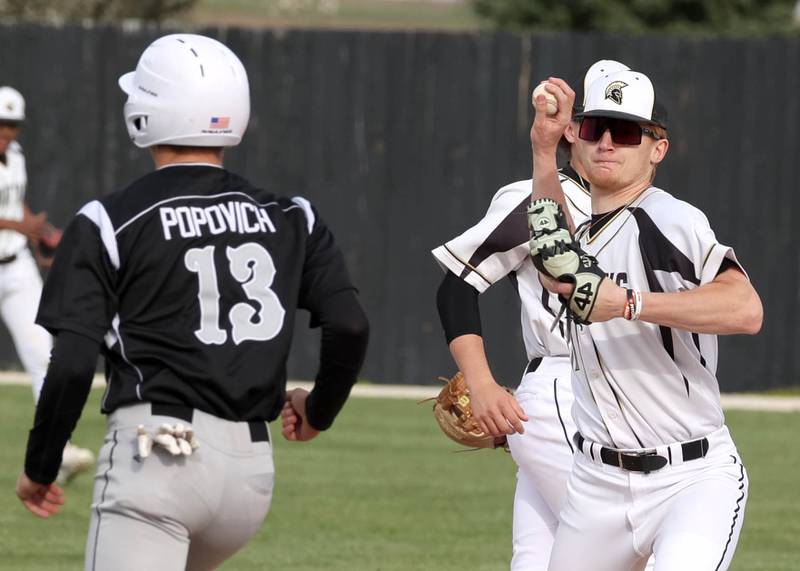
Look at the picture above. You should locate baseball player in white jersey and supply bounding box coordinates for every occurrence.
[0,86,94,484]
[15,34,369,570]
[531,70,763,571]
[431,61,638,569]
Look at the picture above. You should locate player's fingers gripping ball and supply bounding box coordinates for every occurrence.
[528,198,606,324]
[532,82,558,116]
[423,372,509,450]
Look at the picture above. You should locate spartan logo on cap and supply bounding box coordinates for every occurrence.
[604,81,628,105]
[5,102,13,112]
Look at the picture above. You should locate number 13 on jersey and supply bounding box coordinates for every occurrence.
[185,242,286,345]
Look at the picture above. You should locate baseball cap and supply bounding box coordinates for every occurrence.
[0,86,25,123]
[577,69,667,129]
[581,60,629,107]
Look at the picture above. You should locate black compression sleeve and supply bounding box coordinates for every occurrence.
[25,330,101,484]
[304,289,369,431]
[436,271,482,344]
[717,257,738,276]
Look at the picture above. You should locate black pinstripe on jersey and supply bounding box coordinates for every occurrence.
[632,208,700,285]
[458,165,589,281]
[633,207,704,397]
[458,195,529,280]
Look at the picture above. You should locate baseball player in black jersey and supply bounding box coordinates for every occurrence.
[15,34,369,570]
[533,71,762,571]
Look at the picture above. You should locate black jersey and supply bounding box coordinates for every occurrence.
[37,165,356,422]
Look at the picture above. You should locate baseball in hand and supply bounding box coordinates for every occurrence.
[532,83,558,116]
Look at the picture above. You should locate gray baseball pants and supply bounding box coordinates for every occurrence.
[84,403,275,571]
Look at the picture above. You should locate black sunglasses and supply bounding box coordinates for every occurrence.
[0,120,21,129]
[578,117,661,146]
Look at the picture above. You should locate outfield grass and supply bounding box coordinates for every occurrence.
[763,386,800,396]
[1,385,798,570]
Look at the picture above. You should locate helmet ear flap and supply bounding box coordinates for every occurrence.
[132,116,146,132]
[124,111,149,142]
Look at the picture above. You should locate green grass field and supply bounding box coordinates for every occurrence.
[1,385,798,570]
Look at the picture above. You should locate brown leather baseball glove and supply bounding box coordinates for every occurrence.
[426,372,510,450]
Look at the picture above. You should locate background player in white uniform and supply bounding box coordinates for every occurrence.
[15,34,369,571]
[431,61,628,569]
[533,70,763,571]
[0,86,94,484]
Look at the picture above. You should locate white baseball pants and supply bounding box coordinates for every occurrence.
[85,404,275,571]
[0,248,51,401]
[547,426,747,571]
[507,356,576,570]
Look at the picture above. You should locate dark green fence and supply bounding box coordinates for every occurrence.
[0,24,795,390]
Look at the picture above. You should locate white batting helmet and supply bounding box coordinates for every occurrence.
[118,34,250,148]
[0,86,25,122]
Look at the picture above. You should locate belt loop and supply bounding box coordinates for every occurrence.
[248,421,269,443]
[672,442,684,464]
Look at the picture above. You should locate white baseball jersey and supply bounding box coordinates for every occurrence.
[432,167,591,360]
[0,141,28,258]
[570,186,743,449]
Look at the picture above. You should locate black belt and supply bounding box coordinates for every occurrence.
[151,403,269,443]
[573,433,709,473]
[525,357,543,375]
[0,253,17,265]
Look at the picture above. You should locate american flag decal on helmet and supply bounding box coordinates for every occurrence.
[210,116,230,129]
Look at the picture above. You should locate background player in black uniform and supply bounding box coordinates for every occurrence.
[15,34,369,570]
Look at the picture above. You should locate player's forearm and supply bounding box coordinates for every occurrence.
[25,331,100,484]
[448,334,496,389]
[436,272,495,388]
[305,289,369,431]
[638,269,763,335]
[532,148,575,231]
[0,218,21,231]
[532,148,560,202]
